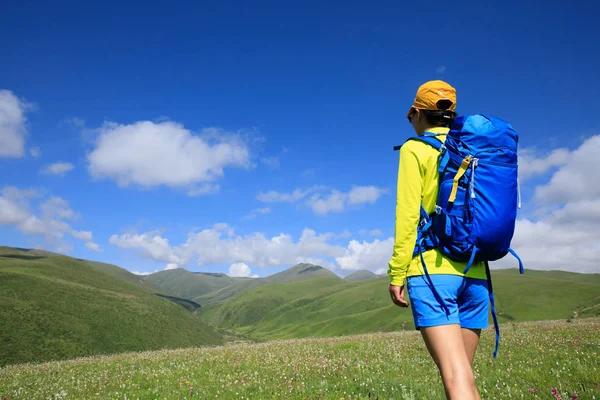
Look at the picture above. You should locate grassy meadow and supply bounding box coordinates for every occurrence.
[0,247,222,367]
[1,319,598,399]
[199,269,600,342]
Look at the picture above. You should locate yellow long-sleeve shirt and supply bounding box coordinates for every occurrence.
[387,127,486,287]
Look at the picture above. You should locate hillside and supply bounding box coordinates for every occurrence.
[265,263,339,283]
[1,319,597,399]
[143,268,242,299]
[199,268,600,341]
[148,262,341,305]
[343,269,378,281]
[0,247,223,367]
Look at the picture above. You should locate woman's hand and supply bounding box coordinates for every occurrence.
[389,284,409,307]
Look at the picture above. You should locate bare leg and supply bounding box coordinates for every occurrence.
[420,324,478,400]
[462,328,482,400]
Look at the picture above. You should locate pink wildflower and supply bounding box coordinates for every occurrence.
[571,393,579,399]
[528,388,538,393]
[552,387,563,400]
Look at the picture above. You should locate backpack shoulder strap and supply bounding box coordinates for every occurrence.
[393,133,445,152]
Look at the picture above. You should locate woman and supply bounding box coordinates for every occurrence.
[387,80,488,400]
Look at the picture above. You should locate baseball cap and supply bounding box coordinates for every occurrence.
[406,80,457,119]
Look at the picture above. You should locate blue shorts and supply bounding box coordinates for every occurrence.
[407,274,489,330]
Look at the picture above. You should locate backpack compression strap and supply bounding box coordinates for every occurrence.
[393,132,445,152]
[485,261,501,359]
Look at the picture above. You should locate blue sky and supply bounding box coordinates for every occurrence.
[1,0,599,276]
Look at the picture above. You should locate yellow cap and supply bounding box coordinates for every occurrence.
[407,80,457,118]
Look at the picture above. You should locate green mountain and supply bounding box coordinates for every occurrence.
[0,247,223,367]
[143,268,243,299]
[148,262,341,305]
[199,268,600,341]
[343,270,378,281]
[264,263,340,283]
[193,278,266,305]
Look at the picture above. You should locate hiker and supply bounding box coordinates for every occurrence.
[387,80,489,400]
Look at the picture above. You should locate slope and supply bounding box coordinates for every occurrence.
[264,263,340,283]
[0,247,223,367]
[143,268,241,300]
[199,277,350,329]
[343,270,378,281]
[200,269,600,341]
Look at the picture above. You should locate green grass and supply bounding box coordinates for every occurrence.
[343,270,379,281]
[149,263,341,305]
[143,269,243,300]
[198,270,600,342]
[1,319,597,399]
[0,247,223,367]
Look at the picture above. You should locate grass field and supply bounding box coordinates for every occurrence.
[0,247,222,367]
[1,319,598,399]
[199,270,600,342]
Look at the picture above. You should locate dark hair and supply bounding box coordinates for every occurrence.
[421,99,456,127]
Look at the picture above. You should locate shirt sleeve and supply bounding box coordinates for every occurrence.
[387,142,423,287]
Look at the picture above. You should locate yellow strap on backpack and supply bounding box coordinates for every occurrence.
[448,155,473,203]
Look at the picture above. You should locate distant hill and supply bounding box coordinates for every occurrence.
[344,270,378,281]
[143,268,242,300]
[148,262,341,305]
[265,263,339,283]
[193,278,266,305]
[199,268,600,341]
[0,247,222,367]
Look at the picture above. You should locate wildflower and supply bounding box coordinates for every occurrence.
[571,393,579,399]
[551,387,563,400]
[528,388,538,393]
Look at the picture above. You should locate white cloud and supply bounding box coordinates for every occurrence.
[131,270,159,276]
[109,224,347,270]
[243,207,271,220]
[335,238,394,271]
[30,147,41,158]
[109,223,396,275]
[86,242,102,252]
[258,185,387,215]
[534,135,600,204]
[360,229,383,237]
[261,156,280,169]
[518,147,570,181]
[307,186,387,215]
[307,190,346,214]
[109,231,185,264]
[0,186,97,252]
[0,90,33,158]
[347,186,387,205]
[436,65,447,74]
[72,230,93,241]
[0,196,30,225]
[165,263,178,270]
[40,162,75,177]
[228,262,252,277]
[109,135,600,276]
[256,186,322,203]
[87,121,251,191]
[187,184,220,197]
[40,197,77,220]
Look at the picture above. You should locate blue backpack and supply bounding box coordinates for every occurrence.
[398,114,524,358]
